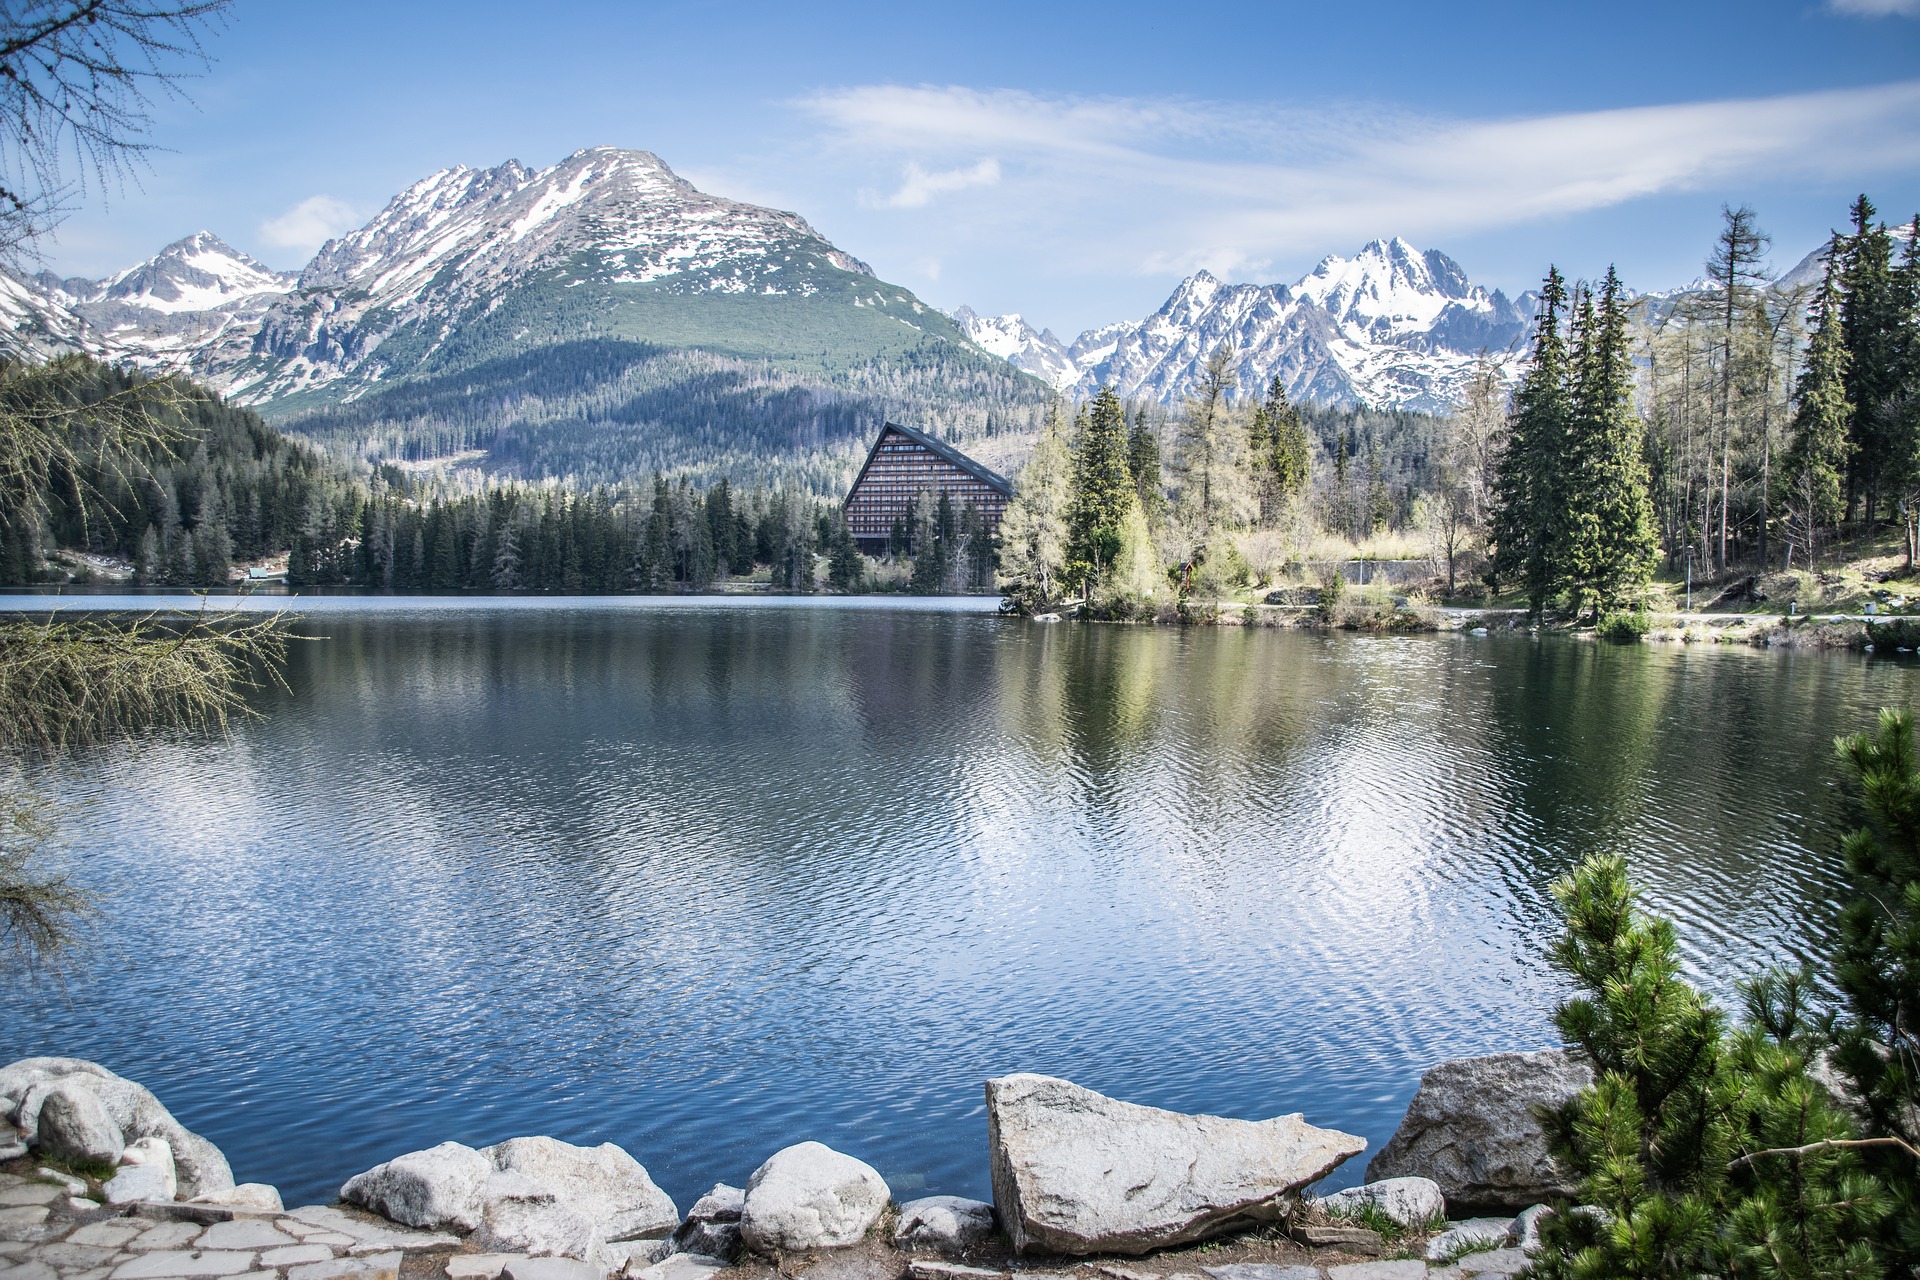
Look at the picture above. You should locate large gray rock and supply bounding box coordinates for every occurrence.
[985,1073,1366,1255]
[36,1081,123,1166]
[1315,1177,1444,1228]
[0,1058,233,1199]
[660,1184,744,1262]
[484,1136,677,1243]
[475,1170,597,1260]
[893,1196,995,1252]
[104,1137,178,1204]
[340,1141,494,1231]
[739,1141,890,1254]
[1366,1050,1592,1213]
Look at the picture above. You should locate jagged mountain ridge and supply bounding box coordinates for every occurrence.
[954,237,1536,413]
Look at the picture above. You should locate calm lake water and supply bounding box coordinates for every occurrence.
[5,596,1916,1212]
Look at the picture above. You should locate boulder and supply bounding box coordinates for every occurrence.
[985,1073,1365,1255]
[1510,1205,1552,1254]
[37,1081,123,1166]
[484,1136,678,1243]
[475,1170,598,1260]
[1365,1050,1592,1213]
[738,1141,890,1254]
[1314,1177,1444,1229]
[340,1141,494,1231]
[104,1137,178,1204]
[893,1196,995,1252]
[660,1184,744,1262]
[0,1057,234,1199]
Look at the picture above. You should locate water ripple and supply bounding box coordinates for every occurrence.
[3,606,1910,1209]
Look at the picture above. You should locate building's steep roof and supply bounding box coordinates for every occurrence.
[847,421,1013,504]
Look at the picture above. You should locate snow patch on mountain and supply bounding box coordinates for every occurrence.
[955,237,1534,413]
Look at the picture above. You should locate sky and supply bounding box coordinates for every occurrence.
[32,0,1920,338]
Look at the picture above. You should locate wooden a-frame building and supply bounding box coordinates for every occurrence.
[843,422,1013,555]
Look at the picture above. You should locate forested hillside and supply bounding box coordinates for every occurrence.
[277,336,1048,493]
[0,357,357,587]
[0,357,874,593]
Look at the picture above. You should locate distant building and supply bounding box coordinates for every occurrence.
[843,422,1014,555]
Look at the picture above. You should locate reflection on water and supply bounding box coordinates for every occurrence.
[4,601,1912,1210]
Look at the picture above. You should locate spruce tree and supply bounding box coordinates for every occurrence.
[1782,246,1854,567]
[1490,267,1571,618]
[1570,268,1658,614]
[1126,407,1163,520]
[1068,386,1135,592]
[1840,195,1901,523]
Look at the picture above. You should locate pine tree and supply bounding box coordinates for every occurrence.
[1707,206,1772,573]
[1067,386,1134,593]
[826,509,863,591]
[1126,407,1163,522]
[1269,378,1311,505]
[1829,709,1920,1266]
[1782,246,1854,569]
[1534,857,1734,1280]
[1490,267,1572,618]
[1570,268,1658,614]
[1840,195,1902,524]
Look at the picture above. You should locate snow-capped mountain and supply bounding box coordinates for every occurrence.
[232,146,900,401]
[950,306,1078,388]
[0,232,296,376]
[956,238,1534,413]
[0,147,959,404]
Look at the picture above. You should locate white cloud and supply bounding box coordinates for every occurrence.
[1829,0,1919,15]
[873,158,1001,209]
[797,81,1920,279]
[257,195,361,251]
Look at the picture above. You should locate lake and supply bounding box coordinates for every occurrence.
[4,596,1912,1212]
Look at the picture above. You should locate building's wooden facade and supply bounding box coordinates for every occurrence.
[843,422,1014,554]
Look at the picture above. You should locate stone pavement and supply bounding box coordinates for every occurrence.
[2,1170,1533,1280]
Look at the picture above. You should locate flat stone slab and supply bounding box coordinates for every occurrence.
[1451,1250,1525,1277]
[282,1209,455,1252]
[129,1226,204,1253]
[287,1252,402,1280]
[635,1255,728,1280]
[110,1251,261,1279]
[1204,1269,1326,1280]
[261,1245,337,1266]
[0,1209,50,1229]
[501,1259,601,1280]
[907,1266,1004,1280]
[195,1224,296,1252]
[0,1260,57,1280]
[36,1243,121,1270]
[444,1255,526,1280]
[69,1224,150,1250]
[1328,1265,1429,1280]
[0,1188,61,1208]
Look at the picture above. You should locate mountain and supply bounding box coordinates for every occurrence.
[23,232,297,378]
[0,148,1049,488]
[956,238,1535,413]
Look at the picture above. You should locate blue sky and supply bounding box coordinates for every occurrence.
[38,0,1920,336]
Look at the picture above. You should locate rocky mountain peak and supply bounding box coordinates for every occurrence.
[94,231,292,314]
